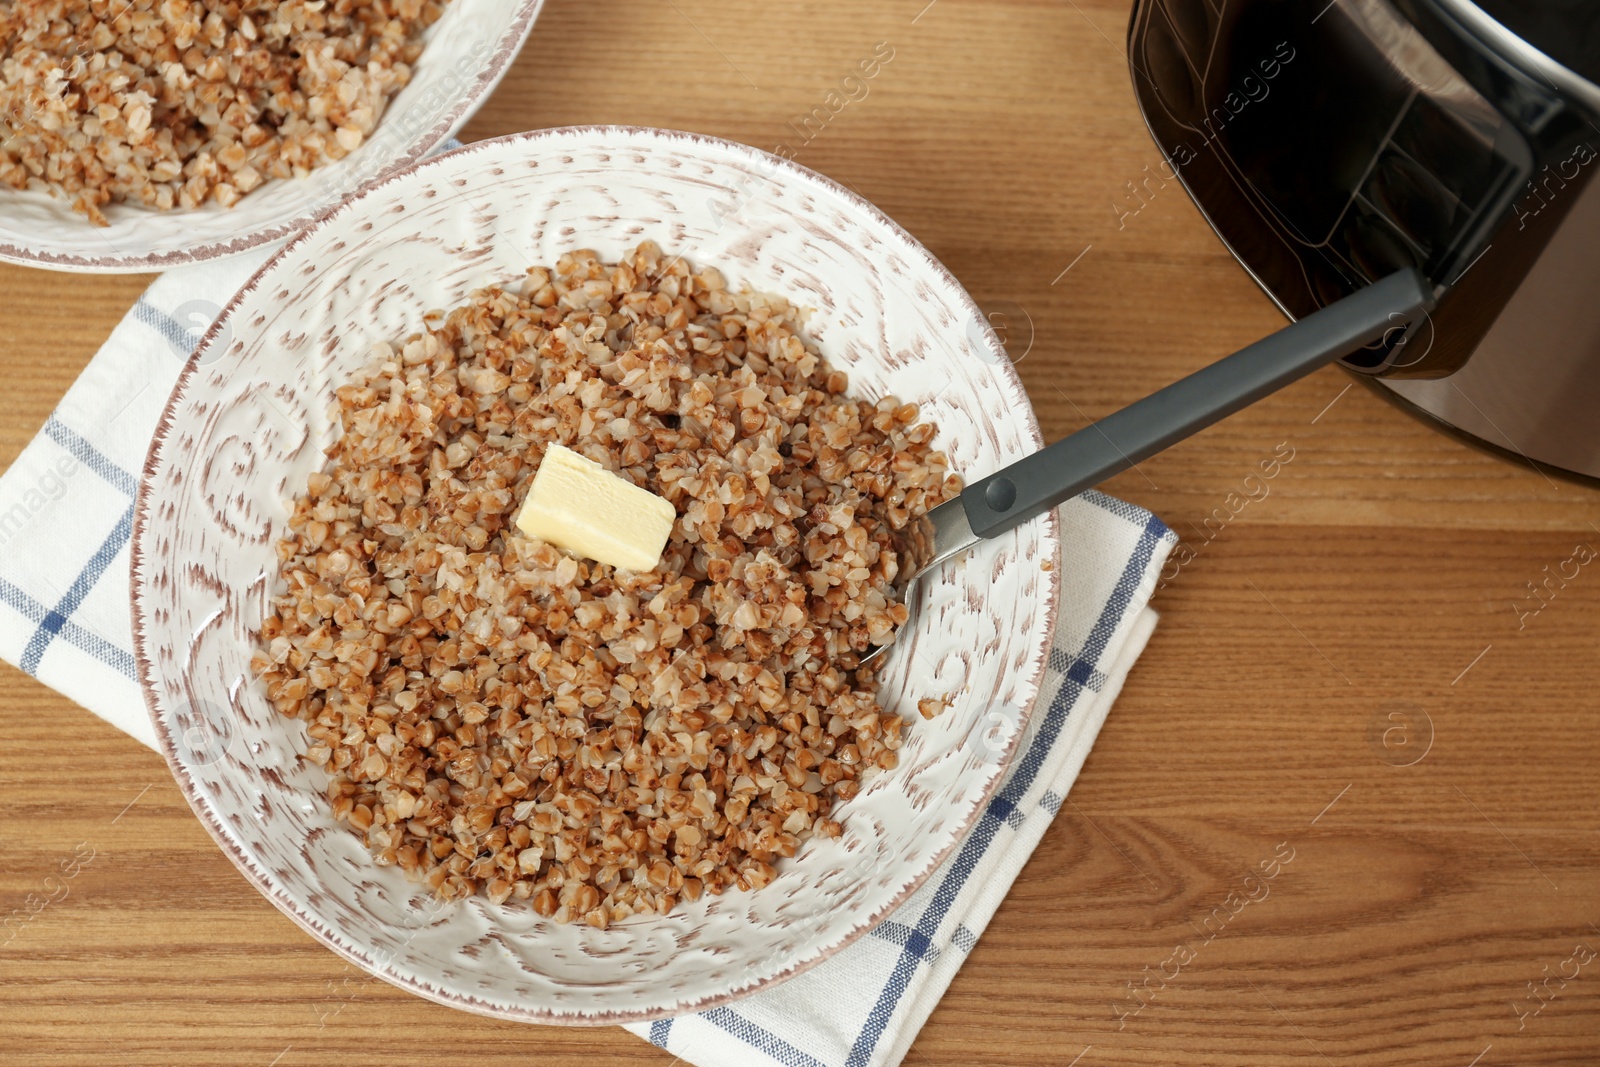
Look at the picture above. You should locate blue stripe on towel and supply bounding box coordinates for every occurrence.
[0,575,136,678]
[43,415,138,498]
[703,1006,831,1067]
[19,503,134,675]
[132,299,197,360]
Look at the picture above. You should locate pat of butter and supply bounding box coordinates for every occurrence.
[514,444,677,572]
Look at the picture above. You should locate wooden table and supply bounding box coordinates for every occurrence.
[3,1,1598,1063]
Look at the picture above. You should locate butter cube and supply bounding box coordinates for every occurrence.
[514,444,677,572]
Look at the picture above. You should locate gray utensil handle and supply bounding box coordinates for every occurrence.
[962,268,1435,539]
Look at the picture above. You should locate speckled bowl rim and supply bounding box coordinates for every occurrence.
[0,0,544,274]
[129,125,1062,1025]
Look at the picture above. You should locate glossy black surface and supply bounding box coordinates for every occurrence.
[1471,0,1600,86]
[1129,0,1595,377]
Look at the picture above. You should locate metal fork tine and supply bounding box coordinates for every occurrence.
[861,498,979,666]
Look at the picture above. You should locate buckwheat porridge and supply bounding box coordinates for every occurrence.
[251,242,959,926]
[0,0,448,223]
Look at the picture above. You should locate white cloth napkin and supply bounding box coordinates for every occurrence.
[0,227,1175,1067]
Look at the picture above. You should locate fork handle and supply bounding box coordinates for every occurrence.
[960,268,1435,539]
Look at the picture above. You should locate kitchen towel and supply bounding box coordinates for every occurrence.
[0,217,1176,1067]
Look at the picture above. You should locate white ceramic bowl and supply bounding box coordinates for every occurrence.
[0,0,544,273]
[130,126,1061,1024]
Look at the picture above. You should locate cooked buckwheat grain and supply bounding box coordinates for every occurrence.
[0,0,447,224]
[251,242,959,925]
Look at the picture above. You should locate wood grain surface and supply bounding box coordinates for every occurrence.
[2,1,1597,1064]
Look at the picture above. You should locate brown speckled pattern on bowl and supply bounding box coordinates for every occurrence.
[129,126,1061,1024]
[0,0,545,273]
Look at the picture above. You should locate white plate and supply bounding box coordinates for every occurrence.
[130,126,1060,1023]
[0,0,545,273]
